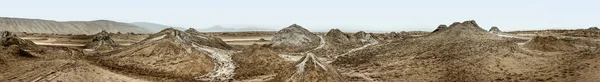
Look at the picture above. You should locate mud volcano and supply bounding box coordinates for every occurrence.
[432,24,448,33]
[84,30,118,51]
[489,26,502,33]
[524,36,576,51]
[589,27,599,30]
[185,28,232,50]
[353,31,379,43]
[97,28,236,81]
[270,24,321,52]
[325,29,352,44]
[0,31,36,49]
[428,20,491,37]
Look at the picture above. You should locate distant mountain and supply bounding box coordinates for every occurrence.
[237,26,276,31]
[197,25,275,32]
[130,22,186,32]
[0,17,151,34]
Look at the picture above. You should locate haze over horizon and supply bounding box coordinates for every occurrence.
[1,0,598,32]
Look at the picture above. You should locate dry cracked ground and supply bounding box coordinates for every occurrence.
[2,21,600,82]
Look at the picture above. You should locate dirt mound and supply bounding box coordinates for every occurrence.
[233,44,285,80]
[185,28,233,50]
[432,24,448,33]
[325,29,352,43]
[523,36,577,51]
[0,31,36,49]
[589,27,599,30]
[83,30,119,51]
[489,26,502,33]
[272,53,345,82]
[384,31,410,40]
[184,28,201,33]
[353,31,379,43]
[95,28,219,80]
[270,24,321,52]
[429,20,492,37]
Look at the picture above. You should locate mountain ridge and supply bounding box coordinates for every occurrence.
[0,17,150,34]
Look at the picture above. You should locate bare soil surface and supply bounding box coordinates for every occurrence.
[3,22,600,82]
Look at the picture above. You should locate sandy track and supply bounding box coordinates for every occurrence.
[495,33,531,40]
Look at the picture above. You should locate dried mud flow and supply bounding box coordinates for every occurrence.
[2,20,600,82]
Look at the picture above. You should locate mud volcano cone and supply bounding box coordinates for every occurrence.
[97,28,222,80]
[270,24,321,52]
[185,28,232,50]
[428,20,492,37]
[84,30,118,51]
[589,27,599,30]
[524,36,576,51]
[325,29,352,44]
[353,31,379,43]
[0,31,36,49]
[272,53,345,82]
[432,24,448,33]
[489,26,502,33]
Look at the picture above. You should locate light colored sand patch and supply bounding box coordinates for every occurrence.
[193,44,236,81]
[146,34,166,42]
[33,42,85,46]
[495,33,531,40]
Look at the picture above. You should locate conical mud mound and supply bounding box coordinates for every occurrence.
[489,26,502,33]
[353,31,379,43]
[428,20,492,38]
[233,44,285,80]
[272,53,345,82]
[589,27,599,30]
[84,30,118,51]
[97,28,223,80]
[185,28,232,50]
[270,24,321,52]
[524,36,576,51]
[387,31,408,39]
[325,29,352,44]
[432,24,448,33]
[0,31,36,49]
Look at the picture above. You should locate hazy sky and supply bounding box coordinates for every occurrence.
[1,0,598,32]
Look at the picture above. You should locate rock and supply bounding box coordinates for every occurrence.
[83,30,119,51]
[270,24,321,52]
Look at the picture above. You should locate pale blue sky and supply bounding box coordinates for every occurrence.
[1,0,598,32]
